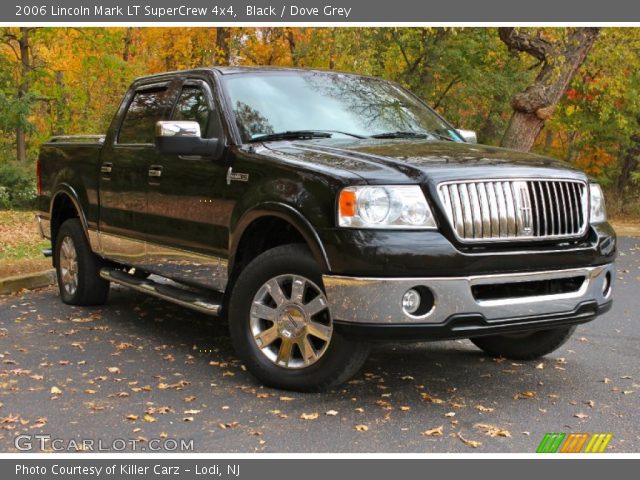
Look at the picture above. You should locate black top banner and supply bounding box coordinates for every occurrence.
[4,0,640,22]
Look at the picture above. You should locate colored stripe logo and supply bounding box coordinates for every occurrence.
[537,433,612,453]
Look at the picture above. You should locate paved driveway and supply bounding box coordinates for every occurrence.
[1,238,638,453]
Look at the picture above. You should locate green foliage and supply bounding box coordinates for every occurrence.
[0,162,36,209]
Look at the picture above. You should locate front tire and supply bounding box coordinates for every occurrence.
[54,218,109,306]
[228,244,370,392]
[470,326,576,360]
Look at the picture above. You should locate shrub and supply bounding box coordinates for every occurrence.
[0,162,36,209]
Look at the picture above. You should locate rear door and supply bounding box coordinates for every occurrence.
[143,78,231,290]
[97,81,178,266]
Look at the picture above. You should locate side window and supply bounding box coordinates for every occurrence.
[118,88,167,144]
[172,85,222,139]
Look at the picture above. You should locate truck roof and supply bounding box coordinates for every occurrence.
[133,66,376,83]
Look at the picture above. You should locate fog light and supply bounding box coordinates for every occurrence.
[402,289,421,315]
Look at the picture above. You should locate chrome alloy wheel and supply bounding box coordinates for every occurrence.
[250,274,333,369]
[59,236,79,296]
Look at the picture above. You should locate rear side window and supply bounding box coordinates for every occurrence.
[118,88,168,144]
[173,87,210,137]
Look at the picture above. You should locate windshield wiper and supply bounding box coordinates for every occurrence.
[249,130,367,142]
[370,130,455,141]
[249,130,332,143]
[370,130,428,139]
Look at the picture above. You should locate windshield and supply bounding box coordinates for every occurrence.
[221,71,462,143]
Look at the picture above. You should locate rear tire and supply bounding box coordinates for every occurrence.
[470,326,576,360]
[54,218,109,306]
[228,244,370,392]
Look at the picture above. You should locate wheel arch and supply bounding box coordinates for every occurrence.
[49,184,90,246]
[229,203,331,277]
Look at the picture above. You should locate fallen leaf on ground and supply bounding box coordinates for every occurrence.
[421,426,443,437]
[126,414,138,421]
[355,424,369,432]
[218,421,239,429]
[474,423,511,437]
[107,367,120,374]
[325,410,339,416]
[457,431,482,448]
[474,404,494,413]
[279,396,295,402]
[31,417,47,429]
[574,412,589,419]
[300,412,319,420]
[421,393,444,404]
[513,391,536,400]
[50,386,62,395]
[157,380,190,390]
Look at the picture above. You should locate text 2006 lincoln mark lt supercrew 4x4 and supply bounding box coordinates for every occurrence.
[35,67,616,391]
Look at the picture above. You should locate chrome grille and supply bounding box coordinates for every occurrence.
[437,179,588,241]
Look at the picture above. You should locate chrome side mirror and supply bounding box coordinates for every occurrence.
[456,129,478,144]
[155,121,218,155]
[156,120,202,138]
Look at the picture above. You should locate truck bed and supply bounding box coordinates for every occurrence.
[37,135,106,233]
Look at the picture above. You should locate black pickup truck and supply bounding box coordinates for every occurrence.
[36,67,616,391]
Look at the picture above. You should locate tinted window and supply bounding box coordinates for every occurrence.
[173,86,211,137]
[119,88,167,144]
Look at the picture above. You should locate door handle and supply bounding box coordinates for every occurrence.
[101,163,113,174]
[148,165,163,178]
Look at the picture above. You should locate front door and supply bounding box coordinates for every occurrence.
[143,78,231,290]
[97,81,178,266]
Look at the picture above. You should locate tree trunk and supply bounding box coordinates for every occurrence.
[499,27,600,152]
[122,27,133,62]
[501,112,547,151]
[53,71,67,136]
[214,27,230,65]
[16,27,30,163]
[328,29,336,70]
[286,29,297,65]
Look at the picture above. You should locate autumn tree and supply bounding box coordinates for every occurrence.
[499,27,600,152]
[1,28,34,163]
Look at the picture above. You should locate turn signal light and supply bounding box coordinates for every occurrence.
[339,190,357,217]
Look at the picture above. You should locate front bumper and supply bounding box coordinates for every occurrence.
[324,264,614,340]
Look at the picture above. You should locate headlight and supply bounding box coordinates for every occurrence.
[338,185,437,229]
[589,183,607,223]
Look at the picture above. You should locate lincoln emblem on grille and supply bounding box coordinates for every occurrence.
[513,181,533,236]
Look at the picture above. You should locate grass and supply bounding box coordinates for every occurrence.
[0,210,51,279]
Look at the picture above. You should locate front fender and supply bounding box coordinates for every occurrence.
[230,202,331,273]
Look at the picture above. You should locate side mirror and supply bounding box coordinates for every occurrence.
[456,129,478,144]
[155,121,219,156]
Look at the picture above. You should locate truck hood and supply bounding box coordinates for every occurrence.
[262,138,587,184]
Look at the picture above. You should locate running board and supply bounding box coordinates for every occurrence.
[99,268,222,316]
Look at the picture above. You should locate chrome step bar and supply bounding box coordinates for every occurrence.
[99,268,222,316]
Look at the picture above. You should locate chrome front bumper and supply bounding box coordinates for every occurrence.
[323,264,614,325]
